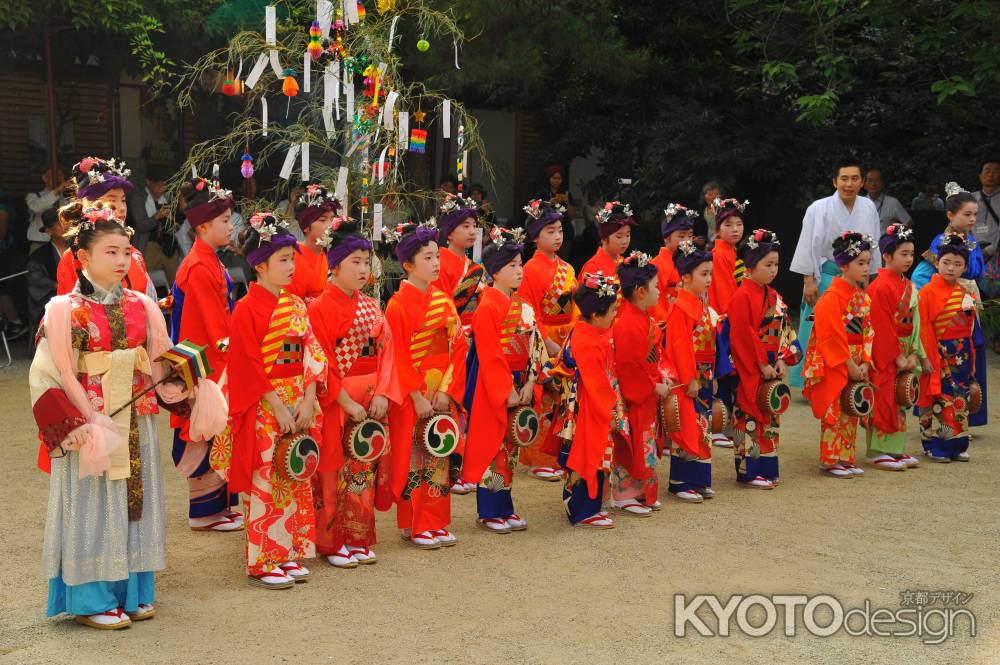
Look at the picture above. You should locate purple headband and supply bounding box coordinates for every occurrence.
[297,200,340,231]
[574,272,619,318]
[523,199,565,239]
[73,157,133,200]
[617,251,658,291]
[832,232,873,267]
[878,224,914,256]
[395,226,438,264]
[326,234,373,270]
[741,228,781,268]
[246,232,300,266]
[186,197,235,227]
[661,203,697,237]
[483,242,523,276]
[674,242,712,276]
[438,207,478,243]
[935,233,972,262]
[78,175,133,201]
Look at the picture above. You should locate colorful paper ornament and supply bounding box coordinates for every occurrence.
[308,21,324,60]
[417,38,430,52]
[409,128,427,153]
[159,341,213,392]
[413,109,427,124]
[241,153,254,179]
[282,68,299,96]
[356,1,366,21]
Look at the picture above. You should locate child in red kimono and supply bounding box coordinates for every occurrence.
[866,225,928,471]
[288,184,340,304]
[307,219,401,567]
[917,233,978,463]
[553,272,621,528]
[464,227,545,533]
[707,198,747,448]
[55,157,153,299]
[385,222,468,549]
[220,213,327,588]
[434,193,484,328]
[612,252,673,515]
[171,177,241,531]
[651,203,698,320]
[581,201,635,295]
[517,199,576,481]
[728,230,801,489]
[661,241,715,502]
[802,232,875,478]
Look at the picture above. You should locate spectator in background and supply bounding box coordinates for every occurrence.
[538,164,575,262]
[438,174,458,196]
[25,166,70,254]
[696,180,722,246]
[26,207,67,333]
[864,168,912,233]
[128,166,180,282]
[911,180,945,211]
[0,193,26,340]
[274,183,305,241]
[973,159,1000,260]
[469,183,496,225]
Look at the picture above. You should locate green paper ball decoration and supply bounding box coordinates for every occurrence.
[417,38,430,52]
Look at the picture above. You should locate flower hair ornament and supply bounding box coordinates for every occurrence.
[840,231,874,258]
[581,271,619,298]
[382,219,437,244]
[440,193,479,217]
[523,198,566,219]
[595,200,634,225]
[191,176,233,202]
[76,157,131,184]
[488,225,526,247]
[676,239,700,258]
[248,212,288,242]
[315,215,358,248]
[939,231,976,252]
[944,181,968,198]
[621,250,651,267]
[713,198,749,212]
[301,183,339,208]
[885,224,913,242]
[745,229,780,250]
[663,203,697,222]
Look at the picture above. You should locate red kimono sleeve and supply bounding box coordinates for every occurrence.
[917,288,942,405]
[566,341,616,499]
[665,308,697,385]
[306,302,345,473]
[179,264,230,382]
[613,311,657,404]
[869,279,902,432]
[224,302,273,494]
[728,290,769,424]
[517,266,547,341]
[803,292,850,419]
[443,299,468,406]
[56,250,75,295]
[463,298,514,486]
[384,298,422,397]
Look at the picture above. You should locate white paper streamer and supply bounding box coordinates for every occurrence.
[236,56,244,81]
[270,50,284,79]
[397,111,409,151]
[212,163,220,180]
[473,228,483,262]
[442,99,451,138]
[388,15,400,51]
[334,166,349,202]
[454,39,461,69]
[373,203,384,241]
[322,108,335,138]
[261,97,269,136]
[333,61,341,120]
[462,149,468,182]
[346,0,359,24]
[345,74,355,120]
[318,0,333,37]
[265,6,277,45]
[301,142,311,182]
[245,53,268,89]
[382,91,399,131]
[279,144,301,180]
[377,146,388,184]
[190,165,198,179]
[303,50,311,93]
[323,62,335,111]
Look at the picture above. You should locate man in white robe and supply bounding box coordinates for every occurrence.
[788,159,881,387]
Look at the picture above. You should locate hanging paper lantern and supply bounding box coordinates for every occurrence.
[308,21,324,60]
[417,38,430,52]
[281,68,299,97]
[356,2,366,21]
[221,78,237,96]
[241,153,254,179]
[409,128,427,153]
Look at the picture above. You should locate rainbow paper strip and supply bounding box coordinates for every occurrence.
[159,340,213,390]
[409,128,427,153]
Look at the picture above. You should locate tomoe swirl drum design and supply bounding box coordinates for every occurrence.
[506,406,540,447]
[756,380,791,415]
[417,413,460,458]
[274,432,321,482]
[840,381,875,418]
[345,418,389,463]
